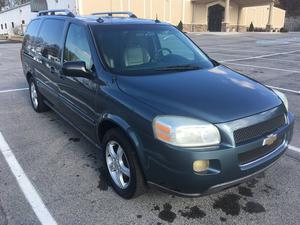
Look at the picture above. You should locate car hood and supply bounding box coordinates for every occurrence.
[116,66,282,123]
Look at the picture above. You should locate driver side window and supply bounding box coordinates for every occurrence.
[64,24,93,71]
[157,32,195,60]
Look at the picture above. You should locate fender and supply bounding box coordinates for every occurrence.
[97,113,148,170]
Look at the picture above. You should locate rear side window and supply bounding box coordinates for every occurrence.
[37,19,65,63]
[63,24,93,70]
[23,19,41,56]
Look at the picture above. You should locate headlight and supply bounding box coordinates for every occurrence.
[153,116,221,147]
[273,89,288,111]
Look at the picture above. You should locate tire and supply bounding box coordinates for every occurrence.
[29,77,49,113]
[102,128,146,199]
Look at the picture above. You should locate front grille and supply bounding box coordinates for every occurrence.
[234,114,285,145]
[238,136,284,165]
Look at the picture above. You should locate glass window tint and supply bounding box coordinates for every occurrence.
[37,19,65,63]
[157,32,195,60]
[64,24,93,70]
[92,25,214,75]
[23,19,41,56]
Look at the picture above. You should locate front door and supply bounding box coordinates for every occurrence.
[58,23,98,141]
[208,4,225,32]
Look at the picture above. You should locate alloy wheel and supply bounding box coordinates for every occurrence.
[30,82,38,109]
[106,140,131,189]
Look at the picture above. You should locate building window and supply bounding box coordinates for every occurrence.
[1,24,3,30]
[22,20,25,24]
[11,22,14,28]
[5,23,7,29]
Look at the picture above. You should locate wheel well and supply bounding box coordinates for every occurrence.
[98,120,119,144]
[26,72,32,83]
[98,120,139,150]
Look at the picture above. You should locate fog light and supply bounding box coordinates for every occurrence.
[193,160,209,172]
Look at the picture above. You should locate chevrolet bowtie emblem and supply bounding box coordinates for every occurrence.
[262,134,277,146]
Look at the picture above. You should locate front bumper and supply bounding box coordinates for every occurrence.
[141,111,294,196]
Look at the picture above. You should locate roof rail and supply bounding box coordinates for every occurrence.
[38,9,75,17]
[91,11,137,18]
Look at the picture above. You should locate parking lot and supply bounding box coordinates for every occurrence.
[0,32,299,225]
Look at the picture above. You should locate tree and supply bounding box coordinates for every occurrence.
[0,0,7,11]
[177,20,183,31]
[248,22,254,32]
[275,0,300,16]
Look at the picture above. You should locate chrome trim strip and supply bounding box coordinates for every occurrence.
[239,139,288,170]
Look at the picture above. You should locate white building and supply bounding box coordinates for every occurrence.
[0,0,287,35]
[0,2,36,35]
[0,0,77,35]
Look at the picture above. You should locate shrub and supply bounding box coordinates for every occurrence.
[280,27,289,33]
[177,20,183,31]
[253,27,266,32]
[13,26,23,35]
[248,22,254,32]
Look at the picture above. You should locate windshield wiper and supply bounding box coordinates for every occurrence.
[155,64,201,72]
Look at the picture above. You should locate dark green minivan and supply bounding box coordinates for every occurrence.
[21,10,294,199]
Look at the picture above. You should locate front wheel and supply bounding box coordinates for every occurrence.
[102,128,146,199]
[29,77,49,113]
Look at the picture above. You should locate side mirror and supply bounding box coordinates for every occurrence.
[62,61,92,78]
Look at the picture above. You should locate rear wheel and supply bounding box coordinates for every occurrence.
[102,128,146,199]
[29,77,49,112]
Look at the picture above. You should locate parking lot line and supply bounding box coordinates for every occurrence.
[203,47,274,54]
[225,62,300,74]
[267,85,300,95]
[0,132,58,225]
[251,57,300,63]
[207,52,300,63]
[0,88,29,94]
[220,50,300,63]
[289,145,300,153]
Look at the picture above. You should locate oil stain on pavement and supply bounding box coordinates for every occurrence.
[243,202,266,213]
[246,178,259,188]
[98,167,109,191]
[152,177,272,223]
[179,206,206,219]
[212,178,267,221]
[152,205,160,211]
[158,203,177,223]
[213,193,241,216]
[238,186,253,197]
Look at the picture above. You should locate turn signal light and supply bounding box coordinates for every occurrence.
[155,122,171,142]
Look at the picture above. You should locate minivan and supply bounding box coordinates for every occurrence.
[21,10,294,199]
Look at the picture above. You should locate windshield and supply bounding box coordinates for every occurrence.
[92,24,215,75]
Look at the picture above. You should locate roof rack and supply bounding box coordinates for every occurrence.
[38,9,75,17]
[91,11,137,18]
